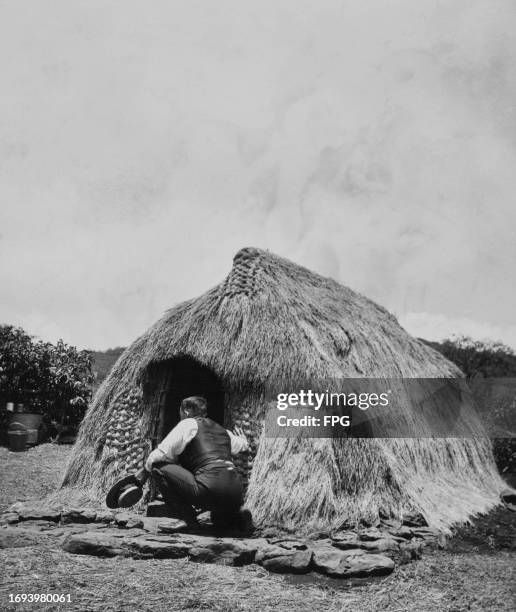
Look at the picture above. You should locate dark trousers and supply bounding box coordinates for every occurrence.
[152,462,244,525]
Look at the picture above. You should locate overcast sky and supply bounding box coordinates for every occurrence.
[1,1,515,350]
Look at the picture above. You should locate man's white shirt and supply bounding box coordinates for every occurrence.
[145,418,248,471]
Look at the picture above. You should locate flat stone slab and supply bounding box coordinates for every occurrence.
[157,518,190,534]
[61,508,98,524]
[384,525,414,540]
[4,502,112,525]
[312,547,395,578]
[255,544,312,574]
[0,513,21,525]
[113,512,144,530]
[332,530,401,553]
[6,503,61,523]
[62,529,266,566]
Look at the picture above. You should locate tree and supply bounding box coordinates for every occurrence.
[0,325,94,440]
[0,326,49,406]
[422,336,516,378]
[44,340,94,437]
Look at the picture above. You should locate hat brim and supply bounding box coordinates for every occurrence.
[106,474,142,509]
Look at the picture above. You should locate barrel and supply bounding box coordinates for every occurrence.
[8,412,42,445]
[8,422,28,452]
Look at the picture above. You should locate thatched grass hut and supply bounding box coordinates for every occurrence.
[59,247,506,533]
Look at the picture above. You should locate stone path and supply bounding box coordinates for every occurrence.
[1,503,446,579]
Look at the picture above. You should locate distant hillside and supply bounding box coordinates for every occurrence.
[420,337,516,378]
[90,347,126,387]
[90,338,516,387]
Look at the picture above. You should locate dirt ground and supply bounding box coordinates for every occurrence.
[0,444,515,612]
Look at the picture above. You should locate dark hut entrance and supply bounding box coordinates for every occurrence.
[144,356,225,446]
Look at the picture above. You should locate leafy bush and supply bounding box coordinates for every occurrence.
[0,325,94,440]
[423,336,516,379]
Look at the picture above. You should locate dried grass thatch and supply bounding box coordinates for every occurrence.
[57,247,506,532]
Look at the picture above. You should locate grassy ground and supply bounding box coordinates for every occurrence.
[0,444,515,612]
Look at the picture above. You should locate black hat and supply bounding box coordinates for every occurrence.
[106,474,144,509]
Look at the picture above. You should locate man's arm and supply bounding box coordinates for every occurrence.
[145,418,198,471]
[145,447,167,472]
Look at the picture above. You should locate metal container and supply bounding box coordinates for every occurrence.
[8,412,42,445]
[8,422,28,452]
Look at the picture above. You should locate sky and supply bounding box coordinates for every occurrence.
[1,1,515,351]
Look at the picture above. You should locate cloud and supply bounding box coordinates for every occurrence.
[0,1,515,349]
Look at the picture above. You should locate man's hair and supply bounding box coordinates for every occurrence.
[180,396,208,417]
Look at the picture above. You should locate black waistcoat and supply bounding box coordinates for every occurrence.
[178,417,232,473]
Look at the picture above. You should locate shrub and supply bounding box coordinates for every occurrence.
[0,325,94,440]
[423,336,516,477]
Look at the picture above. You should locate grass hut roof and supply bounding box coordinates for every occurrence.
[60,247,506,532]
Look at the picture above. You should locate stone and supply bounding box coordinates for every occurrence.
[57,524,107,537]
[385,525,414,540]
[306,531,331,541]
[188,537,260,566]
[259,527,286,539]
[196,511,212,527]
[397,541,424,564]
[331,533,361,550]
[79,522,109,531]
[63,530,126,557]
[63,528,264,566]
[402,512,427,527]
[255,544,312,574]
[187,546,217,563]
[381,518,403,530]
[157,518,189,534]
[266,538,308,550]
[358,528,386,541]
[359,517,381,528]
[94,510,115,524]
[0,527,47,549]
[7,503,61,523]
[0,513,20,525]
[146,501,171,518]
[410,527,440,540]
[312,547,394,578]
[140,517,164,533]
[114,513,144,529]
[332,531,400,553]
[358,538,400,553]
[15,520,57,531]
[46,528,69,537]
[61,508,97,524]
[126,535,191,559]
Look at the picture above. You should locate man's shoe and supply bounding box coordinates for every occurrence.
[236,508,254,534]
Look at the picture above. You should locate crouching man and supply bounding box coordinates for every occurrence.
[145,396,251,530]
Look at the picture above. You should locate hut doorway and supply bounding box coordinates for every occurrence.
[146,356,226,445]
